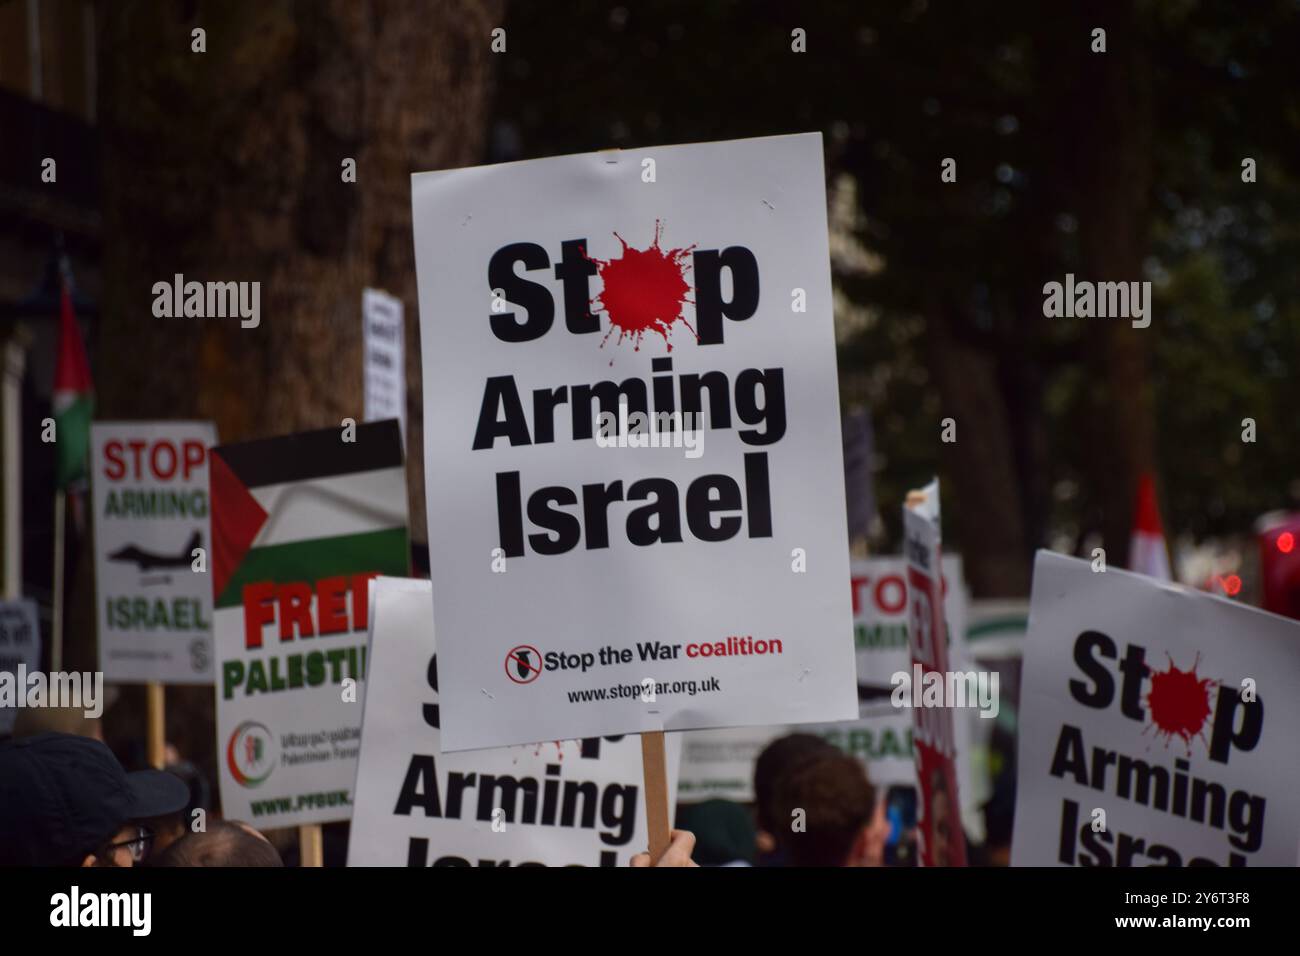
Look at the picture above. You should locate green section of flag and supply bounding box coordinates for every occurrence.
[54,393,94,489]
[215,526,409,608]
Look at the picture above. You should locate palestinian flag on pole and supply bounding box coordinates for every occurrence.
[211,419,409,827]
[209,420,410,608]
[53,278,93,490]
[1128,472,1171,581]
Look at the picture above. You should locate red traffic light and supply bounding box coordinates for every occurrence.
[1260,516,1300,621]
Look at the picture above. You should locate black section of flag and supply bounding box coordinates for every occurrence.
[214,419,403,488]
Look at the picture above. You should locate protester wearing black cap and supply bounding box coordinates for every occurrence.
[0,732,191,867]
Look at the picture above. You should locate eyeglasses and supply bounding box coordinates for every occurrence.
[101,825,156,864]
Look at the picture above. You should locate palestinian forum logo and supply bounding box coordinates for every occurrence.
[226,720,275,788]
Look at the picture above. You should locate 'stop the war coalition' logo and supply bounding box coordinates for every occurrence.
[505,645,542,684]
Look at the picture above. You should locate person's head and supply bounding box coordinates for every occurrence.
[142,759,211,858]
[0,733,190,866]
[142,812,187,857]
[12,705,103,742]
[772,752,879,867]
[752,733,838,853]
[152,820,283,867]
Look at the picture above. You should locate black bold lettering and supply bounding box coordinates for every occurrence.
[554,239,600,334]
[735,368,786,445]
[582,481,624,550]
[570,379,648,440]
[626,478,682,546]
[394,755,443,817]
[1069,631,1116,708]
[474,377,531,449]
[743,452,772,538]
[422,654,439,729]
[1209,687,1263,765]
[496,472,525,558]
[1048,724,1090,785]
[1117,643,1148,721]
[685,473,743,542]
[694,246,759,345]
[527,486,581,555]
[488,242,554,342]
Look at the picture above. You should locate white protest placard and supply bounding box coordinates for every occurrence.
[211,422,409,828]
[1013,550,1300,866]
[965,599,1029,659]
[806,704,918,790]
[413,133,856,751]
[349,577,677,866]
[678,704,921,803]
[90,422,217,684]
[0,599,41,735]
[852,555,966,689]
[363,289,406,446]
[677,725,789,802]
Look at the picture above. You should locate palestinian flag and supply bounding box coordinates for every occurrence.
[1128,472,1171,581]
[53,280,93,490]
[209,420,410,609]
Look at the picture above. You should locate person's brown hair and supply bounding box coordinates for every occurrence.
[772,752,875,866]
[753,733,837,834]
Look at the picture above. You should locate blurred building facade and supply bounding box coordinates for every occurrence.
[0,0,100,636]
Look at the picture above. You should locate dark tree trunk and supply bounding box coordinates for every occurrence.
[1064,0,1158,568]
[86,0,502,778]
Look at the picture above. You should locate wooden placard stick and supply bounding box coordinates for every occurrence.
[640,730,671,862]
[146,682,166,769]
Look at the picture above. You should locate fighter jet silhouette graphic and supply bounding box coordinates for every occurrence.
[109,530,202,571]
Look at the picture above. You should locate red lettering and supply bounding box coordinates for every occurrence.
[317,576,349,635]
[182,440,205,480]
[127,439,148,479]
[278,583,315,642]
[876,574,906,614]
[243,582,277,649]
[850,575,870,616]
[350,572,379,632]
[151,440,177,480]
[104,440,126,480]
[244,575,388,647]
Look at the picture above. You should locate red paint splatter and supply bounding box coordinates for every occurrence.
[1144,653,1217,752]
[586,220,696,354]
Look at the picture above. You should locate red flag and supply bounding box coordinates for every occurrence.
[1128,473,1171,580]
[53,280,94,489]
